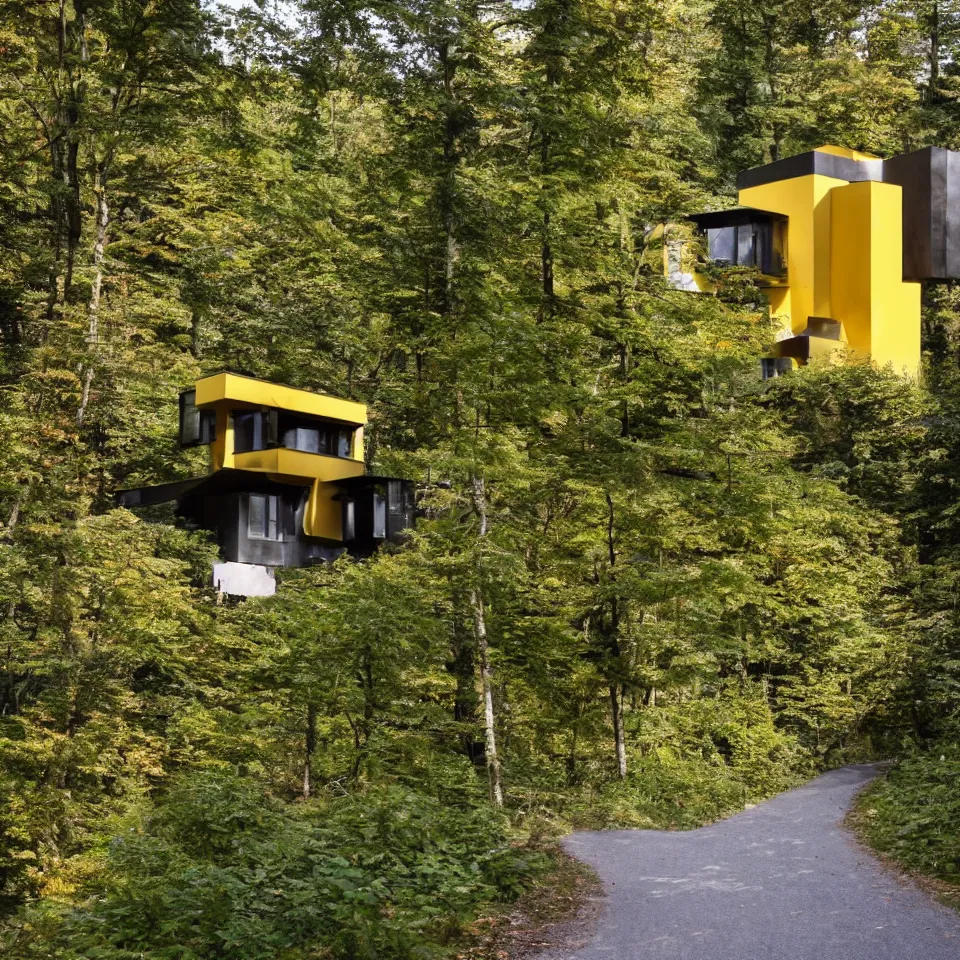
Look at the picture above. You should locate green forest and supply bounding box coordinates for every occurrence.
[1,0,960,956]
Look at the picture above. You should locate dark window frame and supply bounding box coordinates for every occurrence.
[279,414,356,460]
[692,211,787,279]
[179,390,217,447]
[373,491,387,539]
[248,493,282,541]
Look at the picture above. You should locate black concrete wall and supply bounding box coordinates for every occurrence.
[881,147,960,282]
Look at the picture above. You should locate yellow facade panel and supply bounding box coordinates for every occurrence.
[304,480,343,540]
[872,281,921,376]
[739,174,848,336]
[829,181,873,359]
[211,406,231,471]
[830,181,920,377]
[231,448,365,482]
[195,372,367,426]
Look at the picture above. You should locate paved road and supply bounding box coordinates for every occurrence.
[538,765,960,960]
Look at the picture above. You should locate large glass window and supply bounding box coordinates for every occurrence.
[180,390,200,445]
[373,493,386,539]
[234,412,264,453]
[738,226,757,266]
[706,226,737,264]
[293,426,321,453]
[248,493,280,540]
[199,411,216,444]
[280,418,354,458]
[704,220,783,276]
[388,481,402,515]
[179,391,216,447]
[343,499,356,541]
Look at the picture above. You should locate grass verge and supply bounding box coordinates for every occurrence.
[454,846,603,960]
[848,756,960,912]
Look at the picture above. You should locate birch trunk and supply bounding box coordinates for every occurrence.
[470,475,503,807]
[610,684,627,779]
[77,164,108,426]
[606,492,627,779]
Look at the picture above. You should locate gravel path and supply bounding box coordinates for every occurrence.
[536,764,960,960]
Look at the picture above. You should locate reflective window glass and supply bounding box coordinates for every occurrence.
[343,500,356,541]
[294,427,320,453]
[373,494,386,538]
[707,226,736,264]
[179,390,200,446]
[234,412,266,454]
[248,494,281,540]
[737,226,757,266]
[199,410,216,445]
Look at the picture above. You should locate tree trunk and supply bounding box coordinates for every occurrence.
[470,475,503,807]
[470,585,503,807]
[440,39,460,318]
[45,0,85,324]
[930,1,940,101]
[606,492,627,778]
[610,684,627,779]
[538,29,559,321]
[190,308,203,359]
[762,14,782,162]
[5,496,21,539]
[449,587,483,762]
[77,163,109,426]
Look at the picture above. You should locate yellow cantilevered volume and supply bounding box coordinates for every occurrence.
[668,143,935,378]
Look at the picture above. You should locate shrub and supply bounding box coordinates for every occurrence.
[7,771,544,960]
[855,747,960,887]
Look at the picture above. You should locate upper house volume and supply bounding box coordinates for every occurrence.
[117,373,415,597]
[665,144,960,378]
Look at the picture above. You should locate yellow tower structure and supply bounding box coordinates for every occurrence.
[672,144,960,378]
[738,146,919,375]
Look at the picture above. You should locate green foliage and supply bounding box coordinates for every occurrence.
[1,0,959,952]
[7,771,540,960]
[855,750,960,888]
[563,757,771,831]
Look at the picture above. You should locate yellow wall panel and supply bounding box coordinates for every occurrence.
[195,372,367,426]
[830,181,920,377]
[304,480,343,540]
[232,448,365,482]
[739,174,847,335]
[352,426,365,462]
[210,407,232,471]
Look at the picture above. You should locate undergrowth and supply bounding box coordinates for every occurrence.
[4,772,545,960]
[852,746,960,897]
[2,755,809,960]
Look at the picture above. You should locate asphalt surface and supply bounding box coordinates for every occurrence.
[537,765,960,960]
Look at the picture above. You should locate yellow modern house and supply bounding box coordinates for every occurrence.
[118,372,415,596]
[669,144,960,377]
